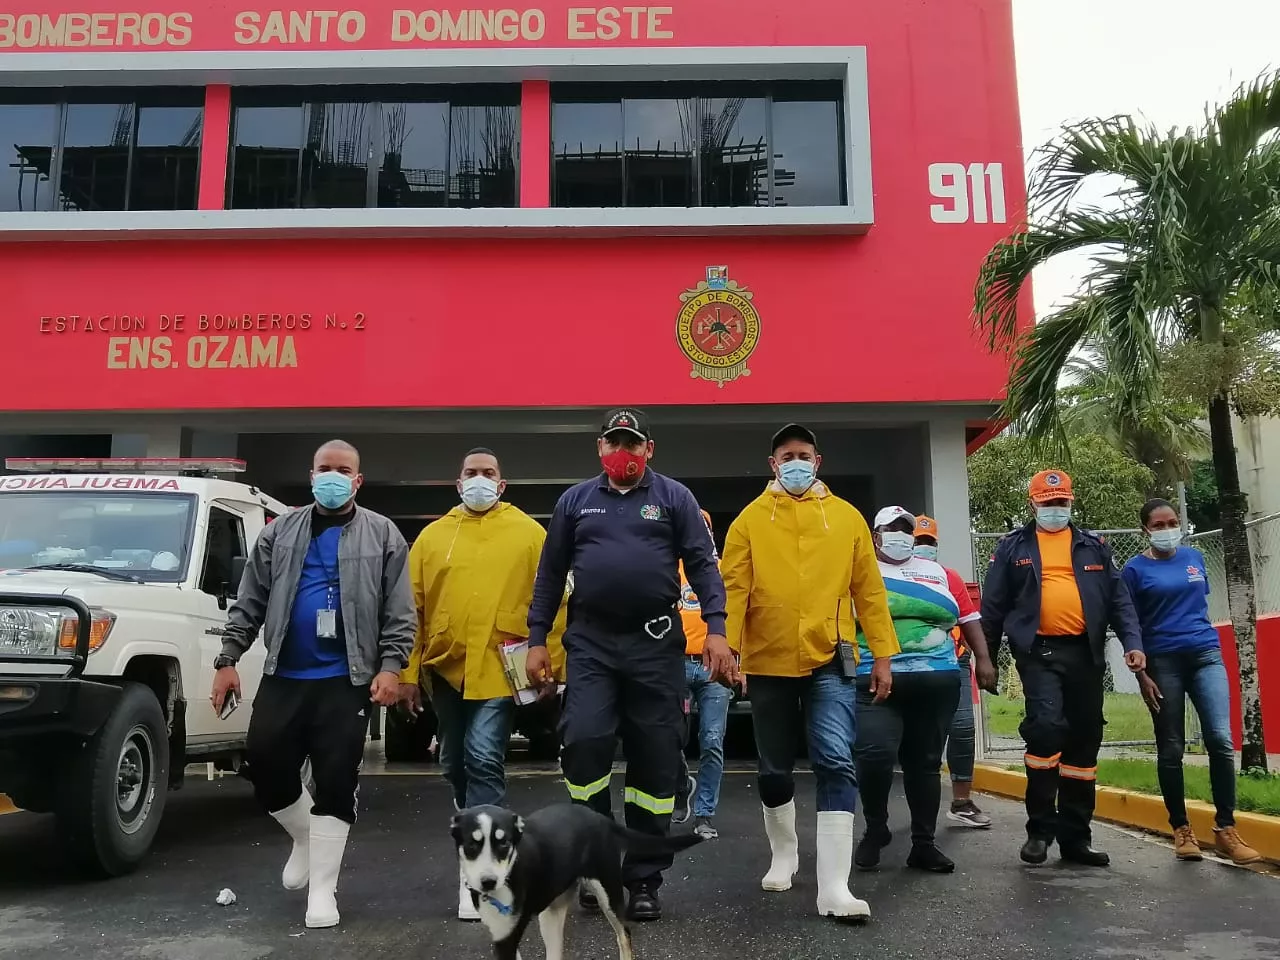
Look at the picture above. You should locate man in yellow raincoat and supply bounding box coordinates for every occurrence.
[397,447,564,921]
[720,424,898,923]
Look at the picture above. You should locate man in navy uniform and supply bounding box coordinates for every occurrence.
[524,408,736,922]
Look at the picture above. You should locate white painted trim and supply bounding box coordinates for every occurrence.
[0,45,873,238]
[0,45,858,85]
[844,49,874,224]
[0,204,870,242]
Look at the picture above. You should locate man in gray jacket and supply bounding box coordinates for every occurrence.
[210,439,414,929]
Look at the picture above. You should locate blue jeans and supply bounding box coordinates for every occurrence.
[1145,646,1236,828]
[749,662,858,813]
[430,672,515,809]
[683,659,732,818]
[947,653,976,783]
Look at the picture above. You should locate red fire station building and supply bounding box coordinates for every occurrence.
[0,0,1026,575]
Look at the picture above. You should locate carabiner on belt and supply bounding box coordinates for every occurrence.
[644,615,673,640]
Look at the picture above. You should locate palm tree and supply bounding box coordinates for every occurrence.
[1058,337,1210,491]
[973,71,1280,773]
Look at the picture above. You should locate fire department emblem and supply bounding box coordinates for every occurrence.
[676,266,761,387]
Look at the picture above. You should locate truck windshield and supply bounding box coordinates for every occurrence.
[0,493,195,582]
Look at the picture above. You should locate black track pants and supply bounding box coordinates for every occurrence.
[246,675,370,824]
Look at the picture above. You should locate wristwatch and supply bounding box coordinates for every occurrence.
[213,654,238,670]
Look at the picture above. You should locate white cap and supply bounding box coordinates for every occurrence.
[873,505,914,530]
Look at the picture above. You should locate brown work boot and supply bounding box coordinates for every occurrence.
[1173,824,1202,861]
[1214,826,1263,865]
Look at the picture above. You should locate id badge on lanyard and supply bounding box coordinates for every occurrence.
[317,585,338,639]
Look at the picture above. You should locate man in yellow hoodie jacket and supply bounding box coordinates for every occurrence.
[720,424,899,923]
[397,448,565,921]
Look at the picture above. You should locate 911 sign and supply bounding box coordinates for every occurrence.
[928,162,1008,224]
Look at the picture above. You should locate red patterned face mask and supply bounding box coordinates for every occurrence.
[601,448,647,483]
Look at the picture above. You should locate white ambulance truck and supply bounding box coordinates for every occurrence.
[0,458,287,876]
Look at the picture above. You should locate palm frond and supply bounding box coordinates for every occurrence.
[973,209,1133,352]
[1210,69,1280,163]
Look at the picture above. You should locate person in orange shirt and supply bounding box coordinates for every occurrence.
[672,509,733,840]
[980,470,1144,867]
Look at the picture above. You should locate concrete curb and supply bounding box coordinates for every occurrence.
[972,764,1280,864]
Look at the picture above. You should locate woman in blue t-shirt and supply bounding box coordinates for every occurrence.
[1122,499,1260,865]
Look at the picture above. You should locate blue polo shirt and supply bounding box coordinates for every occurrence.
[1120,546,1220,656]
[527,469,726,644]
[276,509,352,680]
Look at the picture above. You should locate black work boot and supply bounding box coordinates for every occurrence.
[1059,843,1110,867]
[626,881,662,921]
[854,825,892,870]
[1020,837,1051,864]
[906,843,955,874]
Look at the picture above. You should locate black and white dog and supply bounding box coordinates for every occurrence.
[451,803,704,960]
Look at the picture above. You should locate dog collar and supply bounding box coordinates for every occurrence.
[481,893,514,916]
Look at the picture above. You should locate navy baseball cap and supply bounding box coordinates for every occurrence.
[771,423,817,453]
[600,408,650,441]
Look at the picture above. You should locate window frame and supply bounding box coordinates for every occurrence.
[0,87,205,213]
[549,80,846,209]
[199,504,248,598]
[226,84,523,211]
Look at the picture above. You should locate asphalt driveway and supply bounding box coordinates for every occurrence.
[0,769,1276,960]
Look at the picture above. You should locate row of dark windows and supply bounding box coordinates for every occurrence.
[0,90,203,213]
[552,81,845,208]
[0,81,845,214]
[228,86,521,210]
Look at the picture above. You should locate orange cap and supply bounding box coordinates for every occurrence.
[914,515,939,539]
[1029,469,1074,503]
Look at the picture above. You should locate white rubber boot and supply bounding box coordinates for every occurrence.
[815,811,870,921]
[305,815,350,929]
[760,800,800,891]
[458,870,480,921]
[269,788,312,891]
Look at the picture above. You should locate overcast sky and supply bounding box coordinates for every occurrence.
[1012,0,1279,315]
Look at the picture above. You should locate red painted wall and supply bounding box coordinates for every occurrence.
[0,2,1016,54]
[0,0,1027,413]
[1216,614,1280,754]
[5,236,1018,410]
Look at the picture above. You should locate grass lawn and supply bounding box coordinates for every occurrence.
[985,693,1155,742]
[1095,759,1280,818]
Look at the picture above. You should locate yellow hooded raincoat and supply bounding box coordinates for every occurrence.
[401,502,566,701]
[720,479,899,677]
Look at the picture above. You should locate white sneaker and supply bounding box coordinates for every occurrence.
[305,815,350,929]
[458,876,480,921]
[269,788,312,891]
[815,811,870,921]
[760,800,800,891]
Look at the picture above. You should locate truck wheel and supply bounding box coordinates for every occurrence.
[57,682,170,877]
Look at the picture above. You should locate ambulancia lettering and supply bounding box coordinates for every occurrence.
[0,475,181,491]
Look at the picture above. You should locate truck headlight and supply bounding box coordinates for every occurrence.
[0,607,116,657]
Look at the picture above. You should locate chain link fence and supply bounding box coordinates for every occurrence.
[971,513,1280,761]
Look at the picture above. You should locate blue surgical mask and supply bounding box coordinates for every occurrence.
[461,476,500,513]
[777,460,816,494]
[1149,529,1183,552]
[1036,505,1072,532]
[913,544,939,562]
[878,531,916,562]
[312,472,354,511]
